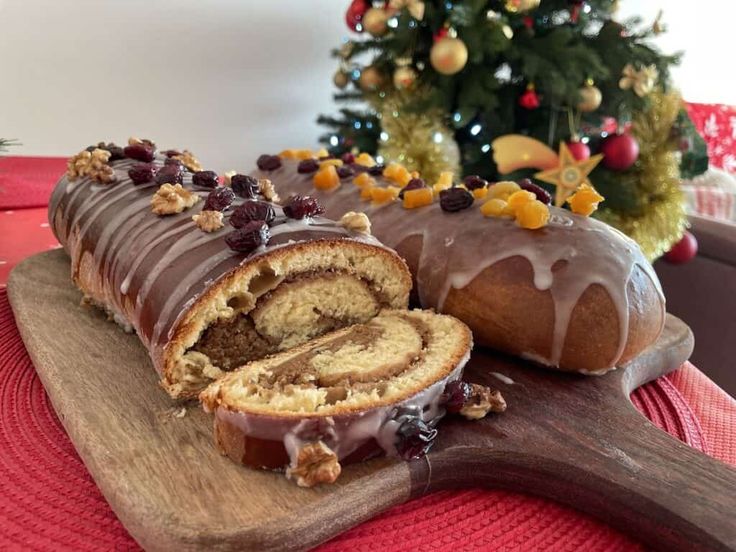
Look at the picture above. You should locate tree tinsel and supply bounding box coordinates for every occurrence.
[0,139,20,153]
[595,90,686,259]
[318,0,708,256]
[375,90,460,182]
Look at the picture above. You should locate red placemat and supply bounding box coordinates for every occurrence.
[0,157,66,210]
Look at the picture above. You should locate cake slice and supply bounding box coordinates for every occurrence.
[200,309,505,486]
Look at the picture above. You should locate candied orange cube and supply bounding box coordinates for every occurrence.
[369,186,399,204]
[360,185,374,200]
[487,181,521,200]
[353,172,376,189]
[383,163,412,185]
[567,183,604,216]
[506,190,536,213]
[320,158,343,169]
[516,200,550,229]
[480,198,511,218]
[296,149,316,160]
[472,188,488,200]
[278,149,299,160]
[316,148,329,158]
[403,187,434,209]
[314,166,340,190]
[355,152,376,167]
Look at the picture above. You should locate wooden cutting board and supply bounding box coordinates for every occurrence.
[7,250,736,552]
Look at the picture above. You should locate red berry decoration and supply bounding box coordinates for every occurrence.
[439,187,474,212]
[192,170,219,189]
[664,231,698,264]
[124,143,155,163]
[518,85,540,110]
[231,174,260,199]
[395,415,438,460]
[256,154,282,171]
[225,221,271,253]
[203,187,235,212]
[297,159,320,174]
[566,140,591,161]
[230,201,276,228]
[155,164,183,185]
[601,133,639,171]
[443,380,472,413]
[463,175,488,190]
[398,178,426,199]
[345,0,368,32]
[283,195,325,219]
[128,163,157,185]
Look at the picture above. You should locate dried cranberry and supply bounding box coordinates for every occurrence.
[156,164,183,185]
[164,149,181,158]
[395,416,438,460]
[124,143,155,163]
[231,174,260,199]
[203,187,235,211]
[283,195,325,219]
[463,175,488,190]
[517,178,552,205]
[341,152,355,164]
[230,201,276,228]
[439,187,474,212]
[336,165,355,179]
[368,164,385,176]
[297,159,320,174]
[442,380,472,413]
[164,157,183,167]
[128,163,157,185]
[225,221,270,253]
[192,170,219,189]
[398,178,426,199]
[88,142,125,161]
[256,154,282,171]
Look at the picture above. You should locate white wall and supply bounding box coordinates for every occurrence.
[0,1,733,170]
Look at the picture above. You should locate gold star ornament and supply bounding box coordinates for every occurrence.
[534,143,603,207]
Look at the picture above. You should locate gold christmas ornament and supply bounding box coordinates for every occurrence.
[389,0,425,20]
[534,142,604,207]
[577,80,602,112]
[430,37,468,75]
[375,90,460,183]
[338,42,354,60]
[619,63,658,97]
[393,65,418,90]
[363,7,389,37]
[333,69,350,89]
[594,90,687,260]
[652,9,666,35]
[359,66,385,91]
[504,0,541,14]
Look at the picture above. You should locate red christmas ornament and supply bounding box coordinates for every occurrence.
[569,0,584,23]
[601,132,639,171]
[433,27,449,41]
[566,140,590,161]
[523,16,534,30]
[518,84,540,109]
[345,0,369,32]
[664,231,698,264]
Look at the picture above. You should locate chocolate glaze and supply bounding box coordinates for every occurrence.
[48,151,383,377]
[254,159,666,369]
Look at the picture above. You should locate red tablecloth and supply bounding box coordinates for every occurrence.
[1,156,735,551]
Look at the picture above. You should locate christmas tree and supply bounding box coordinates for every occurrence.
[318,0,708,259]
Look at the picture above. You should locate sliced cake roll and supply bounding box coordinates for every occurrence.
[200,309,505,487]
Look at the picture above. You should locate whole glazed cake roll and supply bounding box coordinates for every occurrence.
[48,140,412,398]
[252,150,667,375]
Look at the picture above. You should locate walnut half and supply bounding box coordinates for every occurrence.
[286,441,341,487]
[459,384,506,420]
[151,183,200,215]
[66,148,116,184]
[338,211,371,235]
[192,209,224,232]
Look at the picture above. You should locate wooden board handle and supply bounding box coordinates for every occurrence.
[415,402,736,552]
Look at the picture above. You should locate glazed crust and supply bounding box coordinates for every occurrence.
[395,235,665,373]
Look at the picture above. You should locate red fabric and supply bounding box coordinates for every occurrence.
[686,103,736,172]
[0,157,66,210]
[1,156,735,551]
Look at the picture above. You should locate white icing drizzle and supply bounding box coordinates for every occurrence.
[490,372,515,385]
[257,160,666,369]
